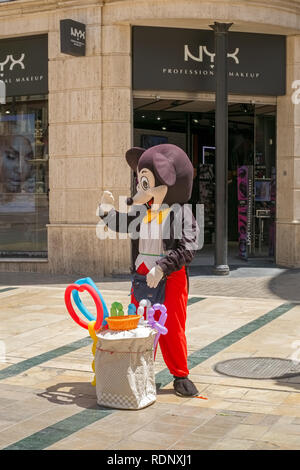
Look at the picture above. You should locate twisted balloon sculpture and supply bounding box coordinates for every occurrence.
[147,303,168,358]
[64,283,104,386]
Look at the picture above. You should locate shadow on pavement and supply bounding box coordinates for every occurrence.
[274,377,300,393]
[1,263,300,304]
[37,382,177,410]
[267,269,300,303]
[37,382,100,409]
[0,271,131,287]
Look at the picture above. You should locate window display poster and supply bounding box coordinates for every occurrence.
[255,180,271,202]
[237,165,253,260]
[0,113,35,213]
[269,167,276,257]
[199,164,215,243]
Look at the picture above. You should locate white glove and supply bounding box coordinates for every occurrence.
[146,265,164,288]
[98,191,114,217]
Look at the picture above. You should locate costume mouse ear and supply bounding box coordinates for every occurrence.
[154,153,177,186]
[125,147,145,171]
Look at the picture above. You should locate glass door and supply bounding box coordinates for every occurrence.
[230,103,276,260]
[253,105,276,257]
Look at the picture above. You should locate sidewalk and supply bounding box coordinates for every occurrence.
[0,265,299,450]
[1,259,299,301]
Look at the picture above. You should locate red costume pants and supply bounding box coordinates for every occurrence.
[131,264,189,377]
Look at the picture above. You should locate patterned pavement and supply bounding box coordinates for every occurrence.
[0,269,299,450]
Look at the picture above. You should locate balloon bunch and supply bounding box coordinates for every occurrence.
[64,277,108,387]
[65,279,140,383]
[65,278,169,383]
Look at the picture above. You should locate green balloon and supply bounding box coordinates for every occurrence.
[111,302,124,317]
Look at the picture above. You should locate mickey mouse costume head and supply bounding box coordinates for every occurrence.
[125,144,194,207]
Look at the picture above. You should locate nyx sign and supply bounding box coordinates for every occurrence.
[0,35,48,97]
[133,26,286,96]
[60,19,86,57]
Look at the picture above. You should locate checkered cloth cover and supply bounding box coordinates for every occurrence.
[95,329,157,410]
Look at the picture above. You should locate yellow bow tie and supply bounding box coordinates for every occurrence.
[143,208,171,224]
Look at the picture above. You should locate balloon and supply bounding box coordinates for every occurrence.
[147,304,168,358]
[137,306,145,316]
[110,302,124,317]
[88,321,98,386]
[72,277,109,327]
[138,299,151,319]
[65,283,104,331]
[128,303,137,315]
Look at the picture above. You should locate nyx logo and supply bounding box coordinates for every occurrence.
[71,27,86,41]
[0,53,25,76]
[184,45,240,66]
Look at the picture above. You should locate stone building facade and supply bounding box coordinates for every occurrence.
[0,0,300,275]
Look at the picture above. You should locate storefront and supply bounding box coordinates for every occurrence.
[132,26,283,261]
[0,35,49,258]
[0,0,300,274]
[134,100,276,260]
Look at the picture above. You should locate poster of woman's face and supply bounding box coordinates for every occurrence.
[0,135,34,193]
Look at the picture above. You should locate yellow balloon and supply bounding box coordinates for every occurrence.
[88,320,98,386]
[88,321,98,342]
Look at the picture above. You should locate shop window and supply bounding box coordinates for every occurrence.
[0,95,48,257]
[133,98,276,260]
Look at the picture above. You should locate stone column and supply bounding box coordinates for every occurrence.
[276,35,300,267]
[48,6,105,275]
[101,24,132,276]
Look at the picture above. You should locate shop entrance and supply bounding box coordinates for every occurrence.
[133,99,276,261]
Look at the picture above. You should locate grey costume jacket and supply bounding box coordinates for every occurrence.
[100,204,201,279]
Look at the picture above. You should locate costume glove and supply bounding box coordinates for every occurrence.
[146,265,164,288]
[98,191,114,217]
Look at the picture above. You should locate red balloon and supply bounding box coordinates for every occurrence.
[65,283,103,331]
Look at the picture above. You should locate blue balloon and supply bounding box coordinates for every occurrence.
[72,277,109,326]
[128,303,137,315]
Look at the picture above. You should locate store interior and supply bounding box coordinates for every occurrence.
[133,98,276,265]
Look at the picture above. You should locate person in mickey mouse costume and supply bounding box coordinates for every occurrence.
[98,144,202,397]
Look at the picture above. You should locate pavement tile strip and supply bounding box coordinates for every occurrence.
[0,288,18,294]
[0,297,295,450]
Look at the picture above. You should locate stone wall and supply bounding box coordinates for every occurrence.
[276,35,300,267]
[48,5,104,275]
[0,0,133,276]
[101,23,132,276]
